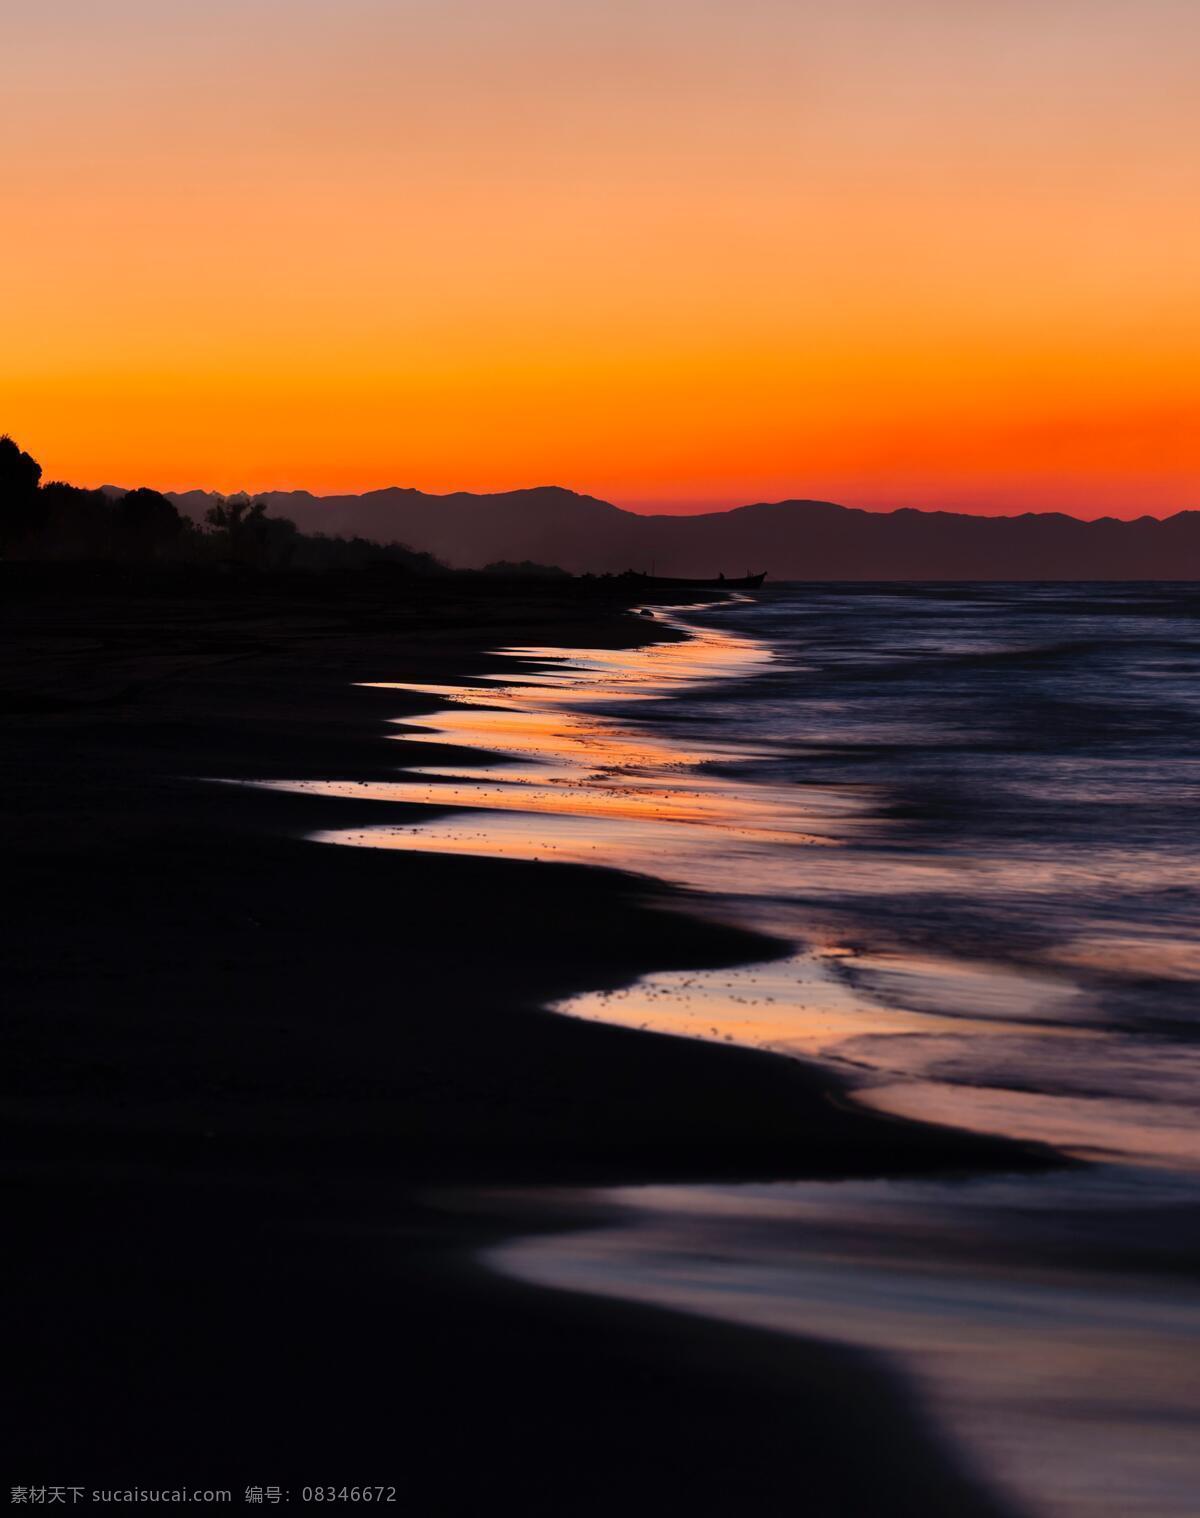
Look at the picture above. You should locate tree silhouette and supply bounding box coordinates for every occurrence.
[205,493,266,540]
[0,434,42,495]
[0,434,44,546]
[40,482,112,559]
[114,487,185,558]
[0,436,441,573]
[206,495,297,567]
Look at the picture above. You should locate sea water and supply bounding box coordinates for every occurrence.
[253,584,1200,1517]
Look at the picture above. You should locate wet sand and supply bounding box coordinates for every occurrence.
[2,568,1042,1512]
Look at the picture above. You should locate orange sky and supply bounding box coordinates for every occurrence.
[3,1,1197,517]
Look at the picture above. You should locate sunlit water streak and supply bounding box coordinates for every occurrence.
[239,584,1200,1518]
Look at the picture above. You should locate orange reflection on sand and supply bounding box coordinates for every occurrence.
[552,950,1044,1060]
[387,705,717,782]
[246,609,875,879]
[862,1082,1200,1171]
[237,602,1200,1177]
[303,779,835,837]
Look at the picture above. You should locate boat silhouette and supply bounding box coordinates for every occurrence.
[622,570,768,591]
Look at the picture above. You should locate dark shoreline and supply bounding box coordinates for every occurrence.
[3,571,1043,1512]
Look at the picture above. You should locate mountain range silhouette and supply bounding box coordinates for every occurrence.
[103,485,1200,580]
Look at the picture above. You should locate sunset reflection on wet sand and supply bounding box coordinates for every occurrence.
[239,585,1200,1518]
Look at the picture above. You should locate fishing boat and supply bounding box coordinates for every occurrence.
[622,570,768,591]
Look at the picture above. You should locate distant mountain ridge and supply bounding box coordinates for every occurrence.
[139,484,1200,580]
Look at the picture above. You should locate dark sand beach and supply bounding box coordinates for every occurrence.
[3,568,1044,1513]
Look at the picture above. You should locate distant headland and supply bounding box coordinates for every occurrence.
[5,436,1198,579]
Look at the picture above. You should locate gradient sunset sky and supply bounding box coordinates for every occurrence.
[4,0,1197,516]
